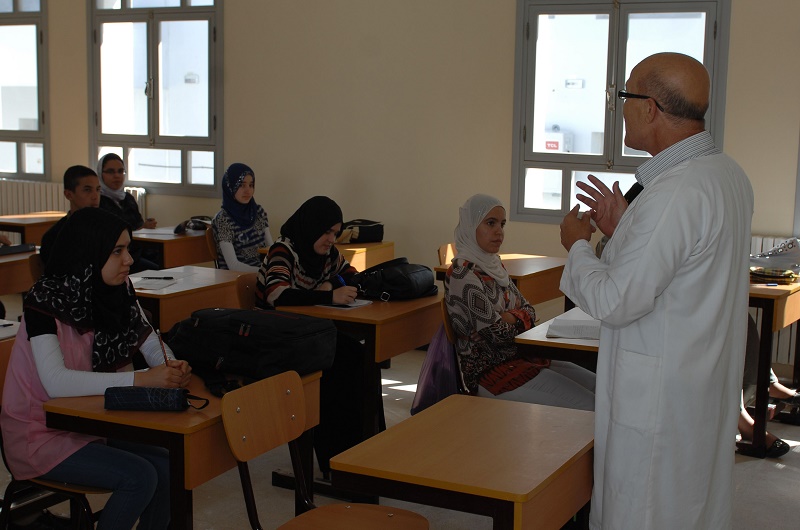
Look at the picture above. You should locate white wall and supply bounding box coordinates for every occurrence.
[47,0,800,270]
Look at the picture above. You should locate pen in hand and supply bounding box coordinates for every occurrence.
[335,275,347,288]
[155,329,170,364]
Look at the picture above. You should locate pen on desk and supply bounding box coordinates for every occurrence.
[0,323,13,328]
[155,329,170,364]
[142,276,174,280]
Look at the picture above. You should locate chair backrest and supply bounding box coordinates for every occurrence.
[440,297,456,344]
[29,253,44,282]
[236,272,258,310]
[437,243,456,267]
[205,228,219,268]
[221,371,307,463]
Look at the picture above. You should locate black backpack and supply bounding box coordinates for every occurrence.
[349,257,438,301]
[165,308,337,380]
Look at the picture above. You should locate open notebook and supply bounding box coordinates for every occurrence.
[545,307,600,340]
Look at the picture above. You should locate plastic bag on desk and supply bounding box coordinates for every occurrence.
[410,324,459,415]
[750,237,800,273]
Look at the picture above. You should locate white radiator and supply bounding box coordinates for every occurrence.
[751,235,796,368]
[124,186,146,218]
[0,179,68,244]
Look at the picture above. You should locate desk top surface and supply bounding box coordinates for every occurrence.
[0,250,35,265]
[749,281,800,299]
[435,254,566,278]
[0,211,66,226]
[131,266,241,298]
[331,394,594,502]
[279,291,442,325]
[132,227,207,242]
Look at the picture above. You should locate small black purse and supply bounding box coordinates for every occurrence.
[104,387,209,411]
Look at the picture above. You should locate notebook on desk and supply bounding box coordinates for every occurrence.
[0,243,36,256]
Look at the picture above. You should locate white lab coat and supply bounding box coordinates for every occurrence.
[560,154,753,529]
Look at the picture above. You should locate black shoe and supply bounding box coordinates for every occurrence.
[766,438,791,458]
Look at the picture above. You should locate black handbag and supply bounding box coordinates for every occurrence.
[104,386,209,411]
[336,219,384,244]
[349,257,438,301]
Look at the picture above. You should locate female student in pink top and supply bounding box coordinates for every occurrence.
[0,208,191,530]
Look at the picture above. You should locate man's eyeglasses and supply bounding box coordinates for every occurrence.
[618,90,665,112]
[103,168,126,175]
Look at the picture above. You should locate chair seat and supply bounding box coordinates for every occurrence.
[29,478,111,496]
[278,503,429,529]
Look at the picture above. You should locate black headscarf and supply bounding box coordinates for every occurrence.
[25,208,150,372]
[221,163,260,229]
[280,196,343,278]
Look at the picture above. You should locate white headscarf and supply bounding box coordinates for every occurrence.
[453,193,509,287]
[97,153,127,202]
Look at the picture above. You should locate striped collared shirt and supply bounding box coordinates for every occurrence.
[635,131,721,187]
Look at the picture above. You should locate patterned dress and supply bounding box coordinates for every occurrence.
[211,206,270,269]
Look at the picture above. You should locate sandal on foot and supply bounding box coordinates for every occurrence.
[766,438,791,458]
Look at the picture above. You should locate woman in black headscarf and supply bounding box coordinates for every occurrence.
[255,196,369,477]
[1,208,191,530]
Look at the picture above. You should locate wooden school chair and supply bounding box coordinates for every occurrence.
[220,371,430,530]
[437,242,456,266]
[0,347,110,530]
[236,272,258,310]
[440,297,468,394]
[205,228,219,268]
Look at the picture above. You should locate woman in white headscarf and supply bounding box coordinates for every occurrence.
[445,194,595,410]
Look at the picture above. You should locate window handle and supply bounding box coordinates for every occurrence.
[606,86,616,112]
[144,77,154,99]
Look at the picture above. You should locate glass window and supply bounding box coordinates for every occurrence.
[0,1,47,180]
[91,2,221,194]
[512,1,725,223]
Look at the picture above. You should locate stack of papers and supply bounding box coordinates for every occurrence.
[545,308,600,340]
[0,319,19,340]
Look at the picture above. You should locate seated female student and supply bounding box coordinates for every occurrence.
[255,196,367,477]
[1,208,192,530]
[445,194,595,411]
[211,163,273,272]
[97,153,160,272]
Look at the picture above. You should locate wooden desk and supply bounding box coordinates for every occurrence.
[331,395,594,530]
[435,255,566,305]
[133,227,214,268]
[280,293,442,438]
[744,283,800,458]
[45,371,321,530]
[0,251,35,296]
[0,211,65,245]
[337,241,394,270]
[515,317,598,372]
[132,266,242,331]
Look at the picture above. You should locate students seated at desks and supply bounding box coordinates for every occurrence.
[739,313,798,458]
[255,196,370,477]
[1,208,192,530]
[97,153,161,272]
[40,165,101,265]
[444,194,595,410]
[211,163,273,272]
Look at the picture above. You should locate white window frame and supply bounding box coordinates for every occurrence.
[0,0,49,181]
[510,0,732,223]
[87,0,222,197]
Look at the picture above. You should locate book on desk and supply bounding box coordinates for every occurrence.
[546,307,601,340]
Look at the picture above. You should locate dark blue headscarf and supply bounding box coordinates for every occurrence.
[221,163,259,228]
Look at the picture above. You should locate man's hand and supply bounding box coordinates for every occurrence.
[560,205,595,252]
[575,175,627,237]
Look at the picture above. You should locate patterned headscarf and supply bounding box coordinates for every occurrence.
[97,153,127,202]
[453,193,510,287]
[280,196,343,278]
[25,208,150,372]
[221,163,260,229]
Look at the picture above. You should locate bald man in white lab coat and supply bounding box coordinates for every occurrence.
[560,53,754,529]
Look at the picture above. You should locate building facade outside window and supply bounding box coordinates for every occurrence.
[511,0,731,223]
[0,0,48,181]
[89,0,222,196]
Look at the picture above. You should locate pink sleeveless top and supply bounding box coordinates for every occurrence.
[1,317,103,480]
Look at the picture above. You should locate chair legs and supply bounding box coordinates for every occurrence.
[0,479,95,530]
[236,462,264,530]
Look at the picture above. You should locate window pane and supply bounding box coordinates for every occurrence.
[524,168,562,210]
[0,141,17,172]
[0,25,39,131]
[96,0,121,9]
[159,20,209,137]
[19,0,40,12]
[100,22,148,136]
[189,150,213,185]
[131,0,180,8]
[23,142,42,173]
[532,14,609,156]
[128,147,180,183]
[621,12,706,158]
[188,0,214,5]
[0,0,11,13]
[568,171,637,210]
